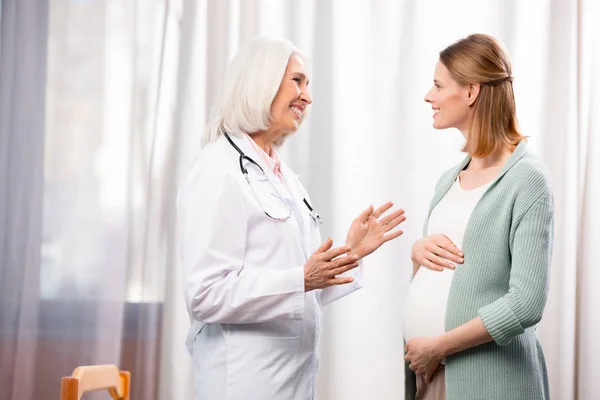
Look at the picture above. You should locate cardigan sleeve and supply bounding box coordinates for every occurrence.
[477,191,554,346]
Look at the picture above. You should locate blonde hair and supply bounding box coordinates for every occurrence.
[440,34,526,157]
[202,37,303,147]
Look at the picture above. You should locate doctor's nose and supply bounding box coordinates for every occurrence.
[300,88,312,105]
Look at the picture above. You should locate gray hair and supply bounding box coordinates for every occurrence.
[202,37,305,146]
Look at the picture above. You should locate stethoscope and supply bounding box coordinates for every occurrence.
[224,133,322,224]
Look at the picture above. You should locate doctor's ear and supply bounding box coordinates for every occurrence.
[467,83,480,106]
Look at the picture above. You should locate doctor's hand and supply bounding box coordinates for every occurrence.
[411,235,463,275]
[304,238,360,292]
[345,202,406,259]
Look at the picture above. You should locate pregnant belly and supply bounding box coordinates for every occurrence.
[403,268,455,340]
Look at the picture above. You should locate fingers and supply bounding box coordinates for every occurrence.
[435,247,464,264]
[322,244,352,261]
[329,260,360,277]
[327,254,359,271]
[427,251,456,269]
[371,201,393,219]
[379,208,405,227]
[425,372,433,384]
[316,237,334,253]
[383,229,404,243]
[425,242,463,265]
[420,258,445,272]
[356,204,374,223]
[433,235,464,258]
[382,213,406,233]
[424,363,438,383]
[325,276,355,286]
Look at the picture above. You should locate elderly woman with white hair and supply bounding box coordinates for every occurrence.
[177,37,406,400]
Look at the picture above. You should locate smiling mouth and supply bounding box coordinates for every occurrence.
[291,106,303,119]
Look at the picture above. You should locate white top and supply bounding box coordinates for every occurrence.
[403,176,491,342]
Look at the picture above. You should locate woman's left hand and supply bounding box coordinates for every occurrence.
[404,337,445,383]
[345,202,406,259]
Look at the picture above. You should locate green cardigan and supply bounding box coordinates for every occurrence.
[406,141,554,400]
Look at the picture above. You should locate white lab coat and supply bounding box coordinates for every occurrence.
[177,133,364,400]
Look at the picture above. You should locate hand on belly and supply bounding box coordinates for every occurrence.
[405,336,444,383]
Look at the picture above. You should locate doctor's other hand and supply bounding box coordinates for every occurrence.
[411,235,464,274]
[345,202,406,259]
[304,238,360,292]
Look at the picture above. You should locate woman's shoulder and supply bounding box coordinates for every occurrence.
[186,137,239,179]
[177,137,243,204]
[504,152,554,217]
[507,152,553,196]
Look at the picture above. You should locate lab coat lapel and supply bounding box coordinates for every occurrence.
[280,164,314,258]
[228,134,309,258]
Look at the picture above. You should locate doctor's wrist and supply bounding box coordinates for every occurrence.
[346,244,364,260]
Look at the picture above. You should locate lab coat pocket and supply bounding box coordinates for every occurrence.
[192,324,228,399]
[227,335,298,400]
[186,320,206,355]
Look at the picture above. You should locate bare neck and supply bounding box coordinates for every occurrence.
[250,128,281,154]
[467,147,513,171]
[458,126,515,171]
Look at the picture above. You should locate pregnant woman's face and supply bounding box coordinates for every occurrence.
[423,61,474,133]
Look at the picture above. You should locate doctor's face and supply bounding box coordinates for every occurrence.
[424,61,473,132]
[269,54,312,135]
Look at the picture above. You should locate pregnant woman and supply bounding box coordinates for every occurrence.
[403,34,554,400]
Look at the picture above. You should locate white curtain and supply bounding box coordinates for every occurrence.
[1,0,181,399]
[43,0,181,397]
[574,0,600,397]
[170,1,600,399]
[0,1,47,399]
[2,0,598,399]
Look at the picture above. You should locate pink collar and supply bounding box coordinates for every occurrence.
[245,134,283,179]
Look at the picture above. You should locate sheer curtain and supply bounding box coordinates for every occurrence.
[2,0,599,399]
[575,0,600,397]
[1,0,180,399]
[172,1,600,399]
[0,1,48,399]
